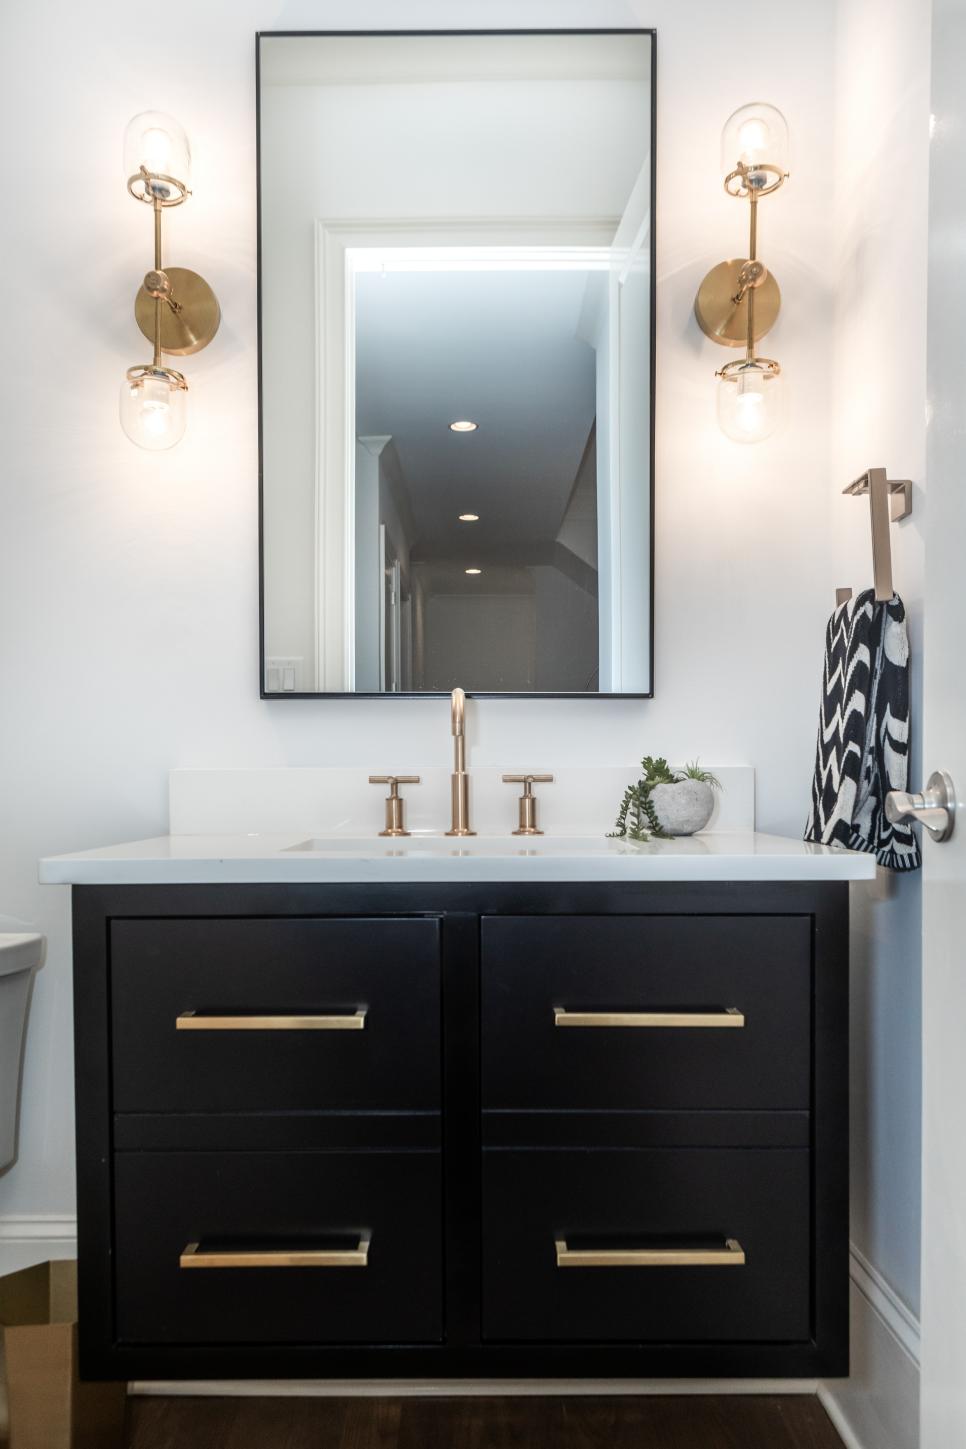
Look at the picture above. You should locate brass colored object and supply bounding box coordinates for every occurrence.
[694,259,781,346]
[369,775,420,836]
[125,362,187,392]
[180,1236,370,1269]
[128,165,189,206]
[502,774,554,835]
[136,265,221,356]
[716,355,780,382]
[839,467,913,604]
[553,1006,744,1029]
[724,160,787,198]
[555,1238,745,1269]
[176,1009,366,1030]
[695,151,787,392]
[446,686,476,836]
[125,173,218,420]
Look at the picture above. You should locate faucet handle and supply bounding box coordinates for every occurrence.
[369,776,420,837]
[502,774,554,836]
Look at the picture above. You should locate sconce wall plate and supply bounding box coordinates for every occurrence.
[694,258,781,347]
[134,266,220,356]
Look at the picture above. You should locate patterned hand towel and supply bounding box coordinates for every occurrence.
[805,589,920,871]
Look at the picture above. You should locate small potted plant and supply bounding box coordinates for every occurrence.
[609,758,721,841]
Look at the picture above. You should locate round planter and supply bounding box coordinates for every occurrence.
[649,780,716,836]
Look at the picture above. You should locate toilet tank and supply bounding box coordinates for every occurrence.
[0,933,44,1173]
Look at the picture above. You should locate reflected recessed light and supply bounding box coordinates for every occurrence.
[458,513,480,522]
[465,567,482,575]
[449,419,478,432]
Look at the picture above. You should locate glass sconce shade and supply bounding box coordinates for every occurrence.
[124,111,191,204]
[721,103,789,193]
[119,366,188,450]
[716,360,783,444]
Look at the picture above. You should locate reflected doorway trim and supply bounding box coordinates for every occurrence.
[319,222,617,694]
[256,28,657,700]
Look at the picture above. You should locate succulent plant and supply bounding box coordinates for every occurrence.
[609,757,721,842]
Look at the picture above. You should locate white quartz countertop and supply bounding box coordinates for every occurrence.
[39,832,877,885]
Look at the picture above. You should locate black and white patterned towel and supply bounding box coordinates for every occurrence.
[805,589,920,871]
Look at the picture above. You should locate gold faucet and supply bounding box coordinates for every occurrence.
[445,687,476,836]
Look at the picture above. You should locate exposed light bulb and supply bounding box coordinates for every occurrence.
[123,111,191,201]
[140,126,173,174]
[721,103,789,188]
[717,362,783,443]
[119,369,187,450]
[737,118,769,164]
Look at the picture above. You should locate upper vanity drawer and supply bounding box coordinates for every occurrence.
[110,917,440,1113]
[481,916,811,1112]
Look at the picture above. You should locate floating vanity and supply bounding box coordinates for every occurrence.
[41,767,873,1384]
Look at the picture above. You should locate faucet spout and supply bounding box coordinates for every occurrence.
[446,687,475,836]
[451,686,465,737]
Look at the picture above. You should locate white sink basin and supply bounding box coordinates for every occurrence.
[282,834,639,857]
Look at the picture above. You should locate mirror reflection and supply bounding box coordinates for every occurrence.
[259,31,654,695]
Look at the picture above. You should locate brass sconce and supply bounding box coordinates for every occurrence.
[120,112,220,449]
[694,103,789,443]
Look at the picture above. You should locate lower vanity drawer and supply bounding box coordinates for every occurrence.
[481,1148,810,1343]
[113,1150,442,1345]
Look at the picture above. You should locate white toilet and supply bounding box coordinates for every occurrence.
[0,931,44,1172]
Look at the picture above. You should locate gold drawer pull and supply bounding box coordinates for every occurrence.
[180,1236,370,1269]
[176,1009,367,1031]
[555,1238,745,1268]
[553,1007,744,1029]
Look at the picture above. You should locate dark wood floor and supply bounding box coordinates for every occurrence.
[122,1395,845,1449]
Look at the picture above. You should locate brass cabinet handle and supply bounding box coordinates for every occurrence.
[555,1238,745,1268]
[180,1236,370,1269]
[176,1009,367,1031]
[553,1006,744,1029]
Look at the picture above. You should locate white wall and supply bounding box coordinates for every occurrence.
[0,0,839,1259]
[819,1,930,1445]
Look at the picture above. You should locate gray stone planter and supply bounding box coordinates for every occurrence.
[650,779,716,836]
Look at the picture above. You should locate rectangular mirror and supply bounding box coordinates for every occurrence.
[258,30,654,697]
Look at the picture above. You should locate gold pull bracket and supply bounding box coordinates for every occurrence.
[176,1010,366,1031]
[369,775,421,837]
[180,1236,370,1269]
[553,1006,744,1029]
[555,1238,745,1268]
[502,774,554,836]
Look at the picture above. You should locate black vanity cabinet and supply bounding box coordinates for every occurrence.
[72,880,848,1380]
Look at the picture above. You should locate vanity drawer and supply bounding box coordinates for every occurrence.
[111,917,440,1112]
[113,1150,442,1345]
[481,1147,810,1343]
[481,915,811,1110]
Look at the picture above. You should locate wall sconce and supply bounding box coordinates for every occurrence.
[120,112,220,449]
[694,103,789,443]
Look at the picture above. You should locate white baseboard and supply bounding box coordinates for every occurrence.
[0,1214,76,1274]
[819,1247,921,1449]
